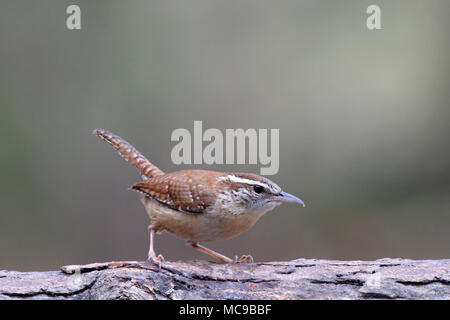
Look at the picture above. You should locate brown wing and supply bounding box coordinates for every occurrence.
[131,170,219,214]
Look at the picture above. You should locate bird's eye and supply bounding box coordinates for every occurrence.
[253,185,264,194]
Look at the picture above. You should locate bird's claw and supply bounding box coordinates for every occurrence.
[147,253,165,268]
[234,254,254,263]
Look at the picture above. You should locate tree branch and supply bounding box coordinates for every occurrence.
[1,259,449,299]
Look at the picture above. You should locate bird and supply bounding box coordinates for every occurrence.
[93,129,305,264]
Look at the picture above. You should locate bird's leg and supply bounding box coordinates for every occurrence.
[147,227,164,265]
[189,242,242,264]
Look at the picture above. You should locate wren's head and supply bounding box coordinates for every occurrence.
[215,173,305,216]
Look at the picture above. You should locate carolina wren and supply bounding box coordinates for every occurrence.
[93,129,305,264]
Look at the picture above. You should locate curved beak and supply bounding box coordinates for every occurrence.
[278,191,305,207]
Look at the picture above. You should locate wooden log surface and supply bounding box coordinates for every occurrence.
[0,258,449,299]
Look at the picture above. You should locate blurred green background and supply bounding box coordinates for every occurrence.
[1,1,449,271]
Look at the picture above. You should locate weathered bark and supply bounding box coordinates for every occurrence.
[0,258,449,299]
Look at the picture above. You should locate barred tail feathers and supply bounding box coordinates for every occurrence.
[93,129,164,179]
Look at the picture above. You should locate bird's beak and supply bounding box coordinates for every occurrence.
[278,191,305,207]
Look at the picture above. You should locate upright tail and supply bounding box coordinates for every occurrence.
[93,129,165,179]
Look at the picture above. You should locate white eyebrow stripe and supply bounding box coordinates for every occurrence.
[219,175,273,191]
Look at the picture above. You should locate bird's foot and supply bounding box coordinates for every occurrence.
[147,253,165,268]
[234,254,254,263]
